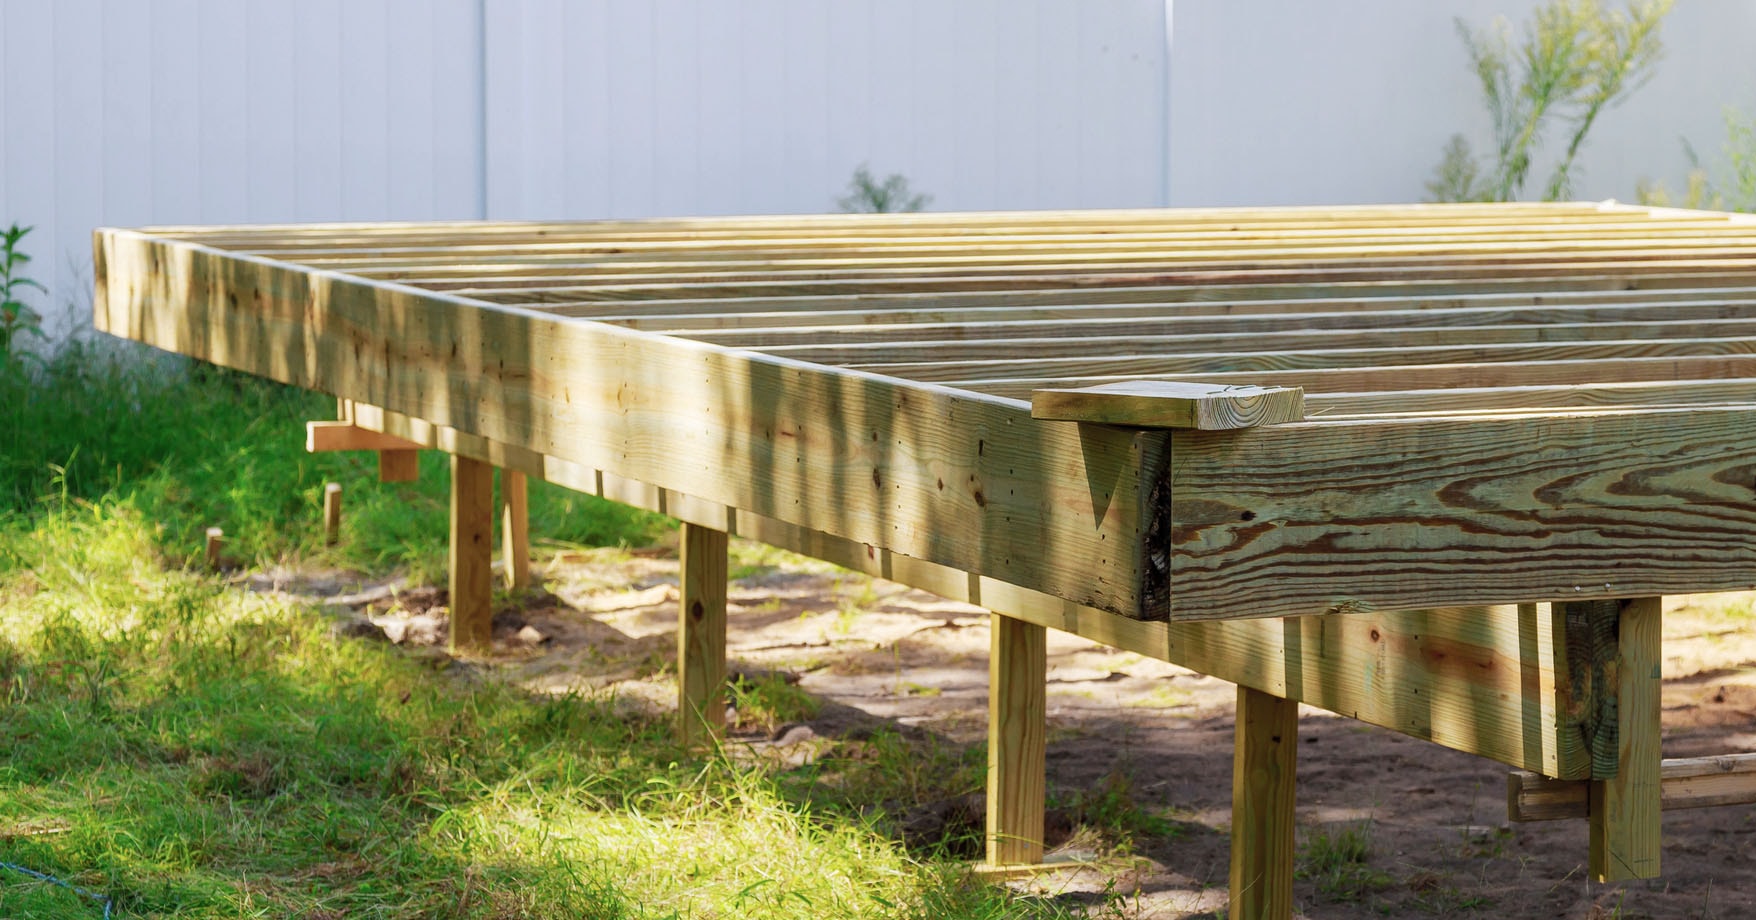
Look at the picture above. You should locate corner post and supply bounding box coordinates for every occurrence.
[986,613,1047,866]
[448,455,495,654]
[1585,596,1663,882]
[1230,685,1298,920]
[678,522,728,746]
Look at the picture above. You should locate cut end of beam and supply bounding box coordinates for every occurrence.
[1030,381,1304,430]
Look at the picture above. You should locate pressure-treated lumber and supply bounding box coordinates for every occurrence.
[1230,686,1298,920]
[500,469,530,592]
[1167,409,1756,619]
[1032,381,1304,429]
[986,614,1046,867]
[1584,597,1663,882]
[678,523,729,746]
[378,449,420,482]
[448,455,495,654]
[1508,753,1756,821]
[306,420,424,453]
[337,399,1592,777]
[95,231,1162,622]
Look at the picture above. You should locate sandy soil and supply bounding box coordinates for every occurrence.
[255,541,1756,919]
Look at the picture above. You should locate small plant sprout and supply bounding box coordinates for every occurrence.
[0,223,46,363]
[837,164,932,213]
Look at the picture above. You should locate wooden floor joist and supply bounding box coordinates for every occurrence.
[95,202,1756,894]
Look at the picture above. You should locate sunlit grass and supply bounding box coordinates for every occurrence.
[0,345,1076,918]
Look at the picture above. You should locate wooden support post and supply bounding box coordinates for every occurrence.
[986,614,1046,867]
[378,449,420,483]
[204,527,224,571]
[322,482,343,545]
[1586,597,1664,882]
[448,455,495,655]
[1231,686,1298,920]
[678,522,728,747]
[500,469,530,592]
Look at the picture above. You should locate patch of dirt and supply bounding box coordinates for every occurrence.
[282,548,1756,919]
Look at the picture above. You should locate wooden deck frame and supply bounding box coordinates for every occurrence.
[96,203,1756,908]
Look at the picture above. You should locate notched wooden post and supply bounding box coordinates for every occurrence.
[1031,381,1305,430]
[1560,596,1663,882]
[449,455,495,655]
[679,522,729,747]
[1231,686,1298,920]
[986,613,1047,868]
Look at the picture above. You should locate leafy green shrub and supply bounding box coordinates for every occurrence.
[837,164,932,213]
[1427,0,1673,202]
[0,223,45,363]
[1638,106,1756,212]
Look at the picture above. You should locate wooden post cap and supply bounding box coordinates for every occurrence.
[1030,381,1304,430]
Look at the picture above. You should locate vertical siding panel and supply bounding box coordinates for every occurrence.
[605,1,656,217]
[52,0,105,328]
[993,0,1041,208]
[692,1,744,214]
[196,0,249,223]
[822,3,873,206]
[339,0,391,220]
[430,0,483,219]
[737,2,788,215]
[649,0,700,217]
[150,0,204,225]
[482,0,522,219]
[1075,0,1162,207]
[6,1,56,332]
[557,0,607,219]
[1031,1,1080,208]
[517,0,567,218]
[245,2,297,219]
[782,2,831,213]
[100,1,152,228]
[862,1,915,205]
[385,0,436,219]
[293,0,344,219]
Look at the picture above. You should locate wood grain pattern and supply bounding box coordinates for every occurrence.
[1031,381,1304,430]
[1168,410,1756,619]
[678,523,728,746]
[311,400,1594,778]
[987,614,1046,867]
[1230,686,1298,920]
[95,231,1162,621]
[377,449,420,482]
[1508,753,1756,822]
[1588,597,1663,882]
[306,420,423,452]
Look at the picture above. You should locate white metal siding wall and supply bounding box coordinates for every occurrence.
[482,0,1170,219]
[3,0,1169,338]
[0,0,485,339]
[1168,1,1756,207]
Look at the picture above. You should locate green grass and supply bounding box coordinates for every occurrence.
[0,342,1080,918]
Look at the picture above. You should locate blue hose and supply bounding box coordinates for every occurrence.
[0,860,114,918]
